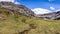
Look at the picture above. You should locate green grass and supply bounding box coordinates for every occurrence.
[0,15,60,34]
[0,7,60,34]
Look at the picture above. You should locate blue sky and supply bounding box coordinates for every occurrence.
[15,0,60,11]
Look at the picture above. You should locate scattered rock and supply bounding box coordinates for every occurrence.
[56,32,60,34]
[18,30,30,34]
[29,24,36,29]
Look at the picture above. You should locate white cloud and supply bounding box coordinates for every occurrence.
[15,2,20,4]
[50,7,55,10]
[48,0,55,2]
[32,8,52,14]
[0,0,15,2]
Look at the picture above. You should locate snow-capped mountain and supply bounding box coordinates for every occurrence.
[32,8,52,14]
[32,8,60,20]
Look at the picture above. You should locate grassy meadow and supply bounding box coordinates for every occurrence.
[0,7,60,34]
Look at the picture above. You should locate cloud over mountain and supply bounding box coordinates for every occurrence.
[32,8,52,14]
[15,2,20,4]
[50,7,55,10]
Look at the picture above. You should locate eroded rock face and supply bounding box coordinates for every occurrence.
[0,1,34,17]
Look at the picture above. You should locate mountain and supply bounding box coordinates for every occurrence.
[0,7,60,34]
[32,8,51,14]
[35,10,60,20]
[32,8,52,17]
[32,8,60,20]
[1,1,60,20]
[0,1,34,17]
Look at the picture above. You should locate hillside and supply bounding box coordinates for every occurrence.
[0,2,60,34]
[0,7,60,34]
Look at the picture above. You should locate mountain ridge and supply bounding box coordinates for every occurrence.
[0,1,34,17]
[0,1,60,20]
[32,8,60,20]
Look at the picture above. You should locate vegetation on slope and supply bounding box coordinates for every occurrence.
[0,7,60,34]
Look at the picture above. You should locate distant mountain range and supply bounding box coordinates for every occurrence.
[32,8,52,14]
[32,8,60,20]
[0,1,60,20]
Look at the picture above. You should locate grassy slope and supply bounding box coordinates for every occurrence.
[0,8,60,34]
